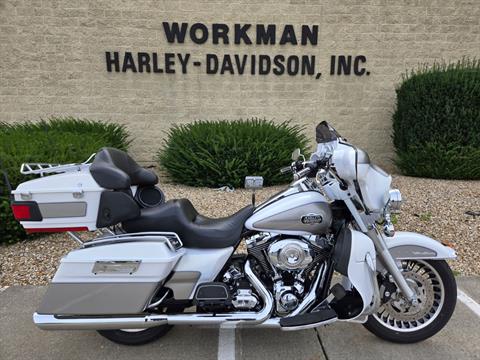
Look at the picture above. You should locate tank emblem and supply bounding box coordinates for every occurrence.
[301,213,323,224]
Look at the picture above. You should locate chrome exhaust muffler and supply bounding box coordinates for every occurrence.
[34,260,274,330]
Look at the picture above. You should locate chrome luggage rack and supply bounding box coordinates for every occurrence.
[20,153,96,177]
[67,229,183,251]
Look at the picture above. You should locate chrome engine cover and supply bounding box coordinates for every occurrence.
[268,239,313,271]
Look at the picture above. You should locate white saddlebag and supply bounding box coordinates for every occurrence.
[38,237,185,315]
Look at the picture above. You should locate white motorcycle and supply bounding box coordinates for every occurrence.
[9,121,457,346]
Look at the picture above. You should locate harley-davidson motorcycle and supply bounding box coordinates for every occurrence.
[8,122,456,346]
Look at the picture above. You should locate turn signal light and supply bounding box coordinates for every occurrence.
[441,240,455,249]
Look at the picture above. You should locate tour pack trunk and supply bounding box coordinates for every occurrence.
[11,169,104,233]
[37,236,185,316]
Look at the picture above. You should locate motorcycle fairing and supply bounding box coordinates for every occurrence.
[343,229,376,321]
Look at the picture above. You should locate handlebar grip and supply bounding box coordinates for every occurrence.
[296,167,311,178]
[280,166,292,174]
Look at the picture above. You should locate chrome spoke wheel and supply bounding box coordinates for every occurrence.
[373,260,445,332]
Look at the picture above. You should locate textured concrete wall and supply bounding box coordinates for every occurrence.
[1,0,479,169]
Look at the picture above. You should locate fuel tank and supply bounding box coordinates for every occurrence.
[245,191,332,236]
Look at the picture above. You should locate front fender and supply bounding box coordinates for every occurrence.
[384,231,456,260]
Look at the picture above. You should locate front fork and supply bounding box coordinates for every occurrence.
[343,198,417,304]
[366,227,417,304]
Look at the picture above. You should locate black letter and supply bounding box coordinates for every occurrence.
[220,55,234,74]
[212,23,229,44]
[177,53,190,74]
[354,55,366,76]
[206,54,219,74]
[280,25,297,45]
[301,55,315,75]
[234,55,248,74]
[330,55,336,75]
[152,53,163,73]
[287,56,299,75]
[137,52,151,73]
[273,55,285,75]
[234,24,252,45]
[105,51,119,72]
[259,55,271,75]
[190,23,209,44]
[165,53,175,74]
[256,24,276,45]
[338,55,352,75]
[301,25,318,45]
[163,22,188,43]
[122,52,137,73]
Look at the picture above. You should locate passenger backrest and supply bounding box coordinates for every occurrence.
[90,147,158,190]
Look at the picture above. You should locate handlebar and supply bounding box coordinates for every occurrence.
[280,160,322,180]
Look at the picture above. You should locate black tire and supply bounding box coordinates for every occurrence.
[97,325,173,346]
[363,260,457,344]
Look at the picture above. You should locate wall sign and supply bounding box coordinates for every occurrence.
[105,22,370,80]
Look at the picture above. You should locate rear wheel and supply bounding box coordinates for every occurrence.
[363,259,456,343]
[97,325,173,346]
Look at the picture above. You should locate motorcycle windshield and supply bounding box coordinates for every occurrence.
[316,121,340,143]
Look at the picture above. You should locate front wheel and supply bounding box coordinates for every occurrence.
[363,259,456,343]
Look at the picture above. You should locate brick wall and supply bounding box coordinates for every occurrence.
[0,0,479,170]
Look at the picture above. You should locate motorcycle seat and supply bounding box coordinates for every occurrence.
[90,147,158,190]
[122,198,254,249]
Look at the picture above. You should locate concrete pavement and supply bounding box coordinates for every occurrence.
[0,280,479,360]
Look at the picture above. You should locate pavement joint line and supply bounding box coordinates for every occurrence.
[457,288,480,318]
[314,327,329,360]
[218,325,236,360]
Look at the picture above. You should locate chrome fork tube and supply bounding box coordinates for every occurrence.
[366,228,416,303]
[343,198,416,303]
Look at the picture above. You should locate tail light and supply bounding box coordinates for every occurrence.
[11,202,43,221]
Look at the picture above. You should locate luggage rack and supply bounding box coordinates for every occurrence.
[67,229,183,251]
[20,153,96,177]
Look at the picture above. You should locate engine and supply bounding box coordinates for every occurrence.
[245,233,332,315]
[268,239,313,270]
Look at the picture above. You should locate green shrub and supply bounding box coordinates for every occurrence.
[158,118,309,188]
[393,59,480,179]
[0,117,130,244]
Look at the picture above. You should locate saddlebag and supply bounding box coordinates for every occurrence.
[37,237,184,315]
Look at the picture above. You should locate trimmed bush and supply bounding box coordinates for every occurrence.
[158,119,309,188]
[393,59,480,179]
[0,117,131,244]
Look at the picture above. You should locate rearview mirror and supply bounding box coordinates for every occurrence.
[244,176,263,190]
[291,148,301,161]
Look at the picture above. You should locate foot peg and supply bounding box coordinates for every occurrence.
[280,304,337,330]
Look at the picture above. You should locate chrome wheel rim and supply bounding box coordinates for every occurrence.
[373,260,445,332]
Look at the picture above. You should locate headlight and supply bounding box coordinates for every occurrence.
[388,189,402,213]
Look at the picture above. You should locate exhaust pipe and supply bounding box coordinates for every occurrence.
[34,260,274,330]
